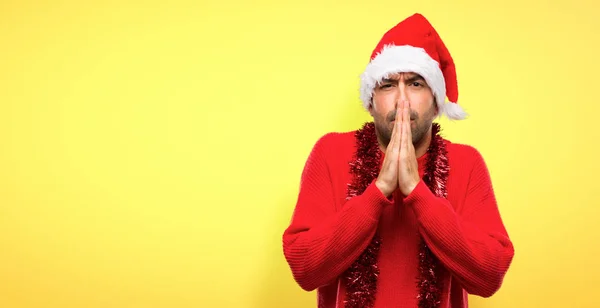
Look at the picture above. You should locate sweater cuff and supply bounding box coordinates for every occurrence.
[403,180,437,217]
[360,179,395,219]
[404,180,454,220]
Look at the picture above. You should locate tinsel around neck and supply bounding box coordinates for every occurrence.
[342,121,448,308]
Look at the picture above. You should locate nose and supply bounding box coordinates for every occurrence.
[396,77,409,105]
[398,85,408,101]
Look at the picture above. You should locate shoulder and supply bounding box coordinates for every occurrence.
[298,129,358,182]
[440,140,495,192]
[443,139,488,168]
[303,129,359,171]
[310,129,358,153]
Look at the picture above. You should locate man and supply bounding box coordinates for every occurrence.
[282,13,515,308]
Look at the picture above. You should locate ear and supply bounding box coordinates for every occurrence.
[432,97,439,117]
[367,99,375,117]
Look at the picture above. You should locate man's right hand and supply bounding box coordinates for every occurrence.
[375,100,404,198]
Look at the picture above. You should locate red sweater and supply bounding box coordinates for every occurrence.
[282,130,514,308]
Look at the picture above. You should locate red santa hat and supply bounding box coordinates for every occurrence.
[360,13,467,120]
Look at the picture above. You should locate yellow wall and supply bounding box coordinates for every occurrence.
[1,0,598,307]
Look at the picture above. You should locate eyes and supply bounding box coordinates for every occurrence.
[377,81,424,90]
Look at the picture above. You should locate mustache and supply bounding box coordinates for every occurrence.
[387,110,418,122]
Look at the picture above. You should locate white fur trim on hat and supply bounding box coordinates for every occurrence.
[359,44,467,120]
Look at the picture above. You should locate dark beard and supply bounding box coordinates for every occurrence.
[375,107,435,149]
[374,120,393,147]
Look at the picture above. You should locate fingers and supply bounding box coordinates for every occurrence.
[406,101,413,148]
[389,107,402,154]
[386,100,402,152]
[406,117,415,152]
[400,100,409,152]
[402,101,415,155]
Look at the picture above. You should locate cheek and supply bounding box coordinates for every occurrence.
[373,91,398,110]
[407,91,435,112]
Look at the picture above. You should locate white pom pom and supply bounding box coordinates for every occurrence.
[441,102,468,120]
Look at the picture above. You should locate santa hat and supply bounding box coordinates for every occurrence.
[359,13,467,120]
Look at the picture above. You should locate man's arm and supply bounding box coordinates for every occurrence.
[282,134,393,291]
[405,148,515,298]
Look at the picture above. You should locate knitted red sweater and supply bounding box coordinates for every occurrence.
[282,129,514,308]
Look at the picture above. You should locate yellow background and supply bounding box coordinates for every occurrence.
[1,0,598,307]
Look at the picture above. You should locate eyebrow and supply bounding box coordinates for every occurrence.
[405,75,425,84]
[380,75,425,84]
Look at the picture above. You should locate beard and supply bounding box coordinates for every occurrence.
[374,105,435,149]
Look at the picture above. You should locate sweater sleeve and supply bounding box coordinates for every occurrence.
[405,148,514,298]
[282,134,393,292]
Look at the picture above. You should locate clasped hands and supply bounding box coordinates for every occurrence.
[375,100,421,198]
